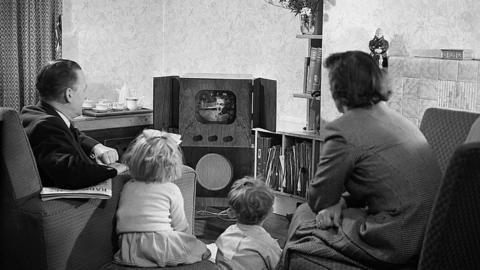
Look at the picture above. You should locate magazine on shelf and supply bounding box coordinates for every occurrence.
[40,179,112,201]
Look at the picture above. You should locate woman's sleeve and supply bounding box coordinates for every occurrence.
[170,185,189,232]
[307,135,354,213]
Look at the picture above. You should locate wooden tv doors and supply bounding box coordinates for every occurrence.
[153,75,276,197]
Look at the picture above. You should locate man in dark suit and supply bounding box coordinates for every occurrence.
[21,59,128,189]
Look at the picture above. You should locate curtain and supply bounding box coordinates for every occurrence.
[0,0,62,111]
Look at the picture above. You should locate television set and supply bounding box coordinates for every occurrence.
[153,74,276,197]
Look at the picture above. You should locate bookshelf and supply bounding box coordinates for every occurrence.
[252,5,324,216]
[253,128,324,216]
[294,34,322,132]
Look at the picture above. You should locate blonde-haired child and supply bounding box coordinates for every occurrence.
[214,177,282,270]
[114,129,209,267]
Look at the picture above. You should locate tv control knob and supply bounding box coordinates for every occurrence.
[193,135,203,141]
[208,135,218,142]
[223,136,233,142]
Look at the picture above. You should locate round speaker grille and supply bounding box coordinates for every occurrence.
[195,153,232,191]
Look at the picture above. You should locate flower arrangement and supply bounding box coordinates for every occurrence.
[279,0,321,16]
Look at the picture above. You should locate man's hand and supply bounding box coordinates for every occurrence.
[92,144,119,164]
[108,162,129,175]
[316,197,346,229]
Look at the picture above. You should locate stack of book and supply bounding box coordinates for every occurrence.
[257,136,314,198]
[256,135,281,184]
[303,47,322,94]
[282,141,313,197]
[264,145,282,191]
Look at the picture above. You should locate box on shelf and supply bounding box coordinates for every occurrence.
[441,49,473,60]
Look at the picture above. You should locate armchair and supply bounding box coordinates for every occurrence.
[418,142,480,269]
[0,107,204,270]
[419,108,480,174]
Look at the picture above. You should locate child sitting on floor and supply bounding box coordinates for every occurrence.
[214,177,282,270]
[114,129,209,267]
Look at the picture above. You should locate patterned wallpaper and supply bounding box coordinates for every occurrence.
[162,0,309,130]
[63,0,480,129]
[63,0,308,130]
[63,0,165,108]
[321,0,480,122]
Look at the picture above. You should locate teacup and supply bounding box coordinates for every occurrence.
[126,97,140,110]
[97,99,112,108]
[94,103,109,111]
[82,99,96,109]
[112,102,126,110]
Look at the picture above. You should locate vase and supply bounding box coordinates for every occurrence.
[300,14,315,35]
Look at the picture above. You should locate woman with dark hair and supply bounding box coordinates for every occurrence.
[280,51,441,269]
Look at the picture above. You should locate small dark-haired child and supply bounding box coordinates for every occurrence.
[114,130,209,267]
[214,177,282,270]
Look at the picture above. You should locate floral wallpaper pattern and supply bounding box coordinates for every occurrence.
[63,0,480,128]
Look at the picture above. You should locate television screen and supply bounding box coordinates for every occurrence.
[195,90,236,124]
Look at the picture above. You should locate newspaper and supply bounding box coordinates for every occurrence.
[40,179,112,201]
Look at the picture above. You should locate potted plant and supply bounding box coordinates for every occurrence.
[279,0,322,34]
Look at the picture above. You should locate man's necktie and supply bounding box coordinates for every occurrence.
[70,124,79,142]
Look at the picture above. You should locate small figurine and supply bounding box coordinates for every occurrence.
[369,28,389,68]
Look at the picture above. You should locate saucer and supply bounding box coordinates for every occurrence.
[112,106,126,111]
[93,107,110,113]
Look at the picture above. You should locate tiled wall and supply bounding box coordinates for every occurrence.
[388,57,480,126]
[321,0,480,123]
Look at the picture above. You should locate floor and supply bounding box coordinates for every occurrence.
[194,206,291,248]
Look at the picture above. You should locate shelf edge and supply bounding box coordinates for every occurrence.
[296,34,323,39]
[293,93,320,100]
[272,190,306,201]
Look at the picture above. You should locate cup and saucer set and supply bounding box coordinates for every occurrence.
[82,97,151,117]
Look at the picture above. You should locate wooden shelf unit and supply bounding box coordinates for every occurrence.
[253,5,324,216]
[253,128,323,216]
[295,8,323,132]
[293,93,320,100]
[295,34,323,39]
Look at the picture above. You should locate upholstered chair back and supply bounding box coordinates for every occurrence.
[0,107,202,269]
[418,142,480,269]
[420,108,480,174]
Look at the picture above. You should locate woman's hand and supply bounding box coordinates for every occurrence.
[316,197,346,229]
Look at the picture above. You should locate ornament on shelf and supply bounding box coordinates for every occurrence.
[369,28,389,68]
[278,0,322,35]
[300,7,315,35]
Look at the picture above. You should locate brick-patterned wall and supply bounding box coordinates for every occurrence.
[388,57,480,126]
